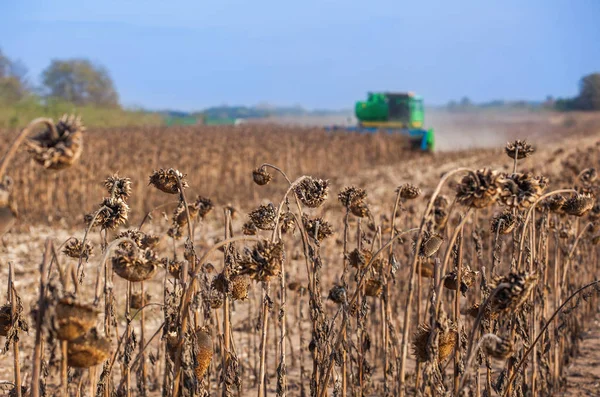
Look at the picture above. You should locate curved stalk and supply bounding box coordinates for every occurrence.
[560,222,593,288]
[318,227,419,397]
[138,201,180,230]
[0,117,58,181]
[397,167,471,396]
[501,279,600,397]
[516,189,577,268]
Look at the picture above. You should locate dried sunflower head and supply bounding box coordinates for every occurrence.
[397,184,421,200]
[242,221,258,236]
[411,322,457,363]
[194,196,214,219]
[85,197,129,230]
[279,211,296,234]
[364,279,383,297]
[294,177,329,208]
[456,169,501,209]
[490,272,538,312]
[252,167,273,186]
[112,246,160,282]
[338,186,367,208]
[328,285,346,304]
[578,168,598,185]
[26,114,84,170]
[413,231,444,258]
[248,203,277,230]
[491,211,518,235]
[434,195,449,208]
[443,266,479,296]
[350,200,370,218]
[499,173,545,210]
[505,139,535,160]
[104,173,132,200]
[482,334,514,360]
[148,168,188,194]
[562,193,595,217]
[541,195,566,213]
[238,240,285,282]
[303,215,334,243]
[63,238,93,260]
[116,229,160,250]
[348,248,373,269]
[67,327,111,368]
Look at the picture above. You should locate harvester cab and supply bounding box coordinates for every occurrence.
[328,91,435,152]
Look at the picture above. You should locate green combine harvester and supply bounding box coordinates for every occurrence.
[327,91,435,152]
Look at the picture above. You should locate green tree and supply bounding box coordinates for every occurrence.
[0,49,29,104]
[41,59,119,107]
[576,73,600,111]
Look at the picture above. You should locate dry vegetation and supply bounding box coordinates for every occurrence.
[0,113,600,397]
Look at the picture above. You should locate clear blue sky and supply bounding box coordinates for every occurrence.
[1,0,599,111]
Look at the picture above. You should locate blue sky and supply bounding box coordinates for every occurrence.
[1,0,599,111]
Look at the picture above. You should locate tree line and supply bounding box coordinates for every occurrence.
[0,48,119,108]
[445,73,600,112]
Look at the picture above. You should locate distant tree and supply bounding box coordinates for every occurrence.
[0,49,29,103]
[460,96,472,108]
[576,73,600,111]
[41,59,119,107]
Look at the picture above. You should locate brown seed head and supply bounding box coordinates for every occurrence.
[26,114,84,170]
[0,304,12,337]
[411,322,457,362]
[350,200,370,218]
[482,334,514,360]
[112,246,159,282]
[491,211,518,235]
[86,197,129,230]
[279,211,296,234]
[303,215,334,243]
[397,184,421,200]
[348,248,373,269]
[414,231,444,258]
[456,169,501,209]
[231,274,250,301]
[328,285,346,304]
[365,279,383,297]
[443,266,479,295]
[294,177,329,208]
[194,327,214,380]
[148,168,188,194]
[238,240,285,282]
[252,167,273,186]
[242,221,258,235]
[116,229,160,251]
[130,291,151,310]
[562,193,595,217]
[248,203,277,230]
[104,173,132,200]
[194,196,214,218]
[338,186,367,208]
[63,238,94,260]
[499,172,545,210]
[491,272,538,312]
[67,327,111,368]
[505,139,535,159]
[541,195,566,213]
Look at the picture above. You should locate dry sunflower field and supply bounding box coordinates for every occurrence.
[0,113,599,397]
